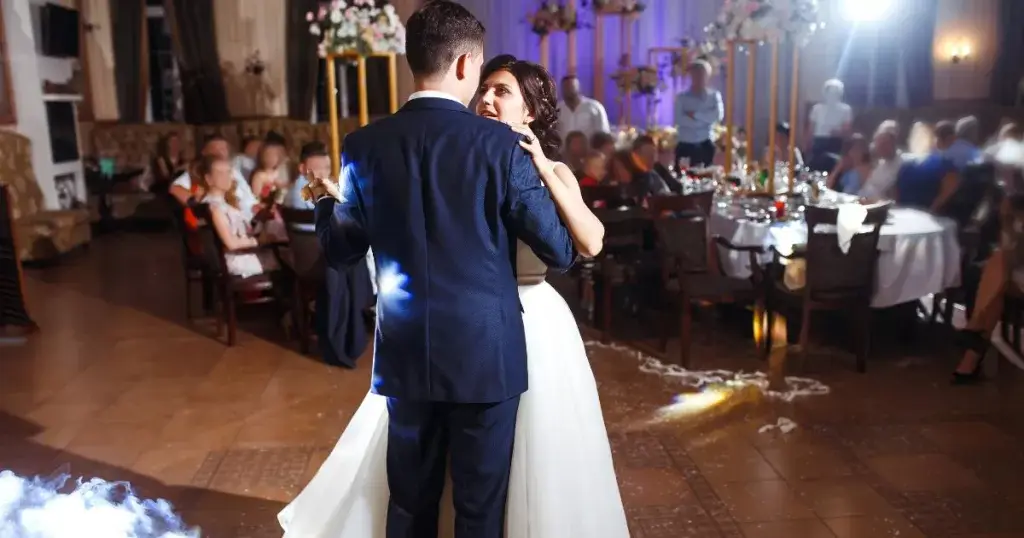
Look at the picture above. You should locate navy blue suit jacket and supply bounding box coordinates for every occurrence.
[315,97,576,403]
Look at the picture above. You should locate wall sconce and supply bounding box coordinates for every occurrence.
[950,42,971,64]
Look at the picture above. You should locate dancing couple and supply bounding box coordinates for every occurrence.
[280,2,628,537]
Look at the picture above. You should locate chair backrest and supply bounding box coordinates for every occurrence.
[940,161,996,228]
[653,214,709,274]
[802,202,891,302]
[647,190,715,216]
[582,185,630,208]
[189,203,230,277]
[279,206,325,280]
[593,208,650,254]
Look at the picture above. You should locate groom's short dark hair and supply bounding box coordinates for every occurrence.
[406,0,485,78]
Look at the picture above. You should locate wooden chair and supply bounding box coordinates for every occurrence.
[278,207,324,354]
[582,185,631,209]
[170,201,212,320]
[647,190,715,217]
[0,184,37,332]
[191,203,282,346]
[762,203,891,372]
[649,213,763,366]
[590,209,652,341]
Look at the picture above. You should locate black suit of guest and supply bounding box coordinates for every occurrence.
[315,95,575,537]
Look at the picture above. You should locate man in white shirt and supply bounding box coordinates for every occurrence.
[859,121,902,200]
[557,75,610,142]
[169,133,259,220]
[807,79,853,171]
[674,60,724,168]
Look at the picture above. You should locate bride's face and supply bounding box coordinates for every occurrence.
[475,69,534,125]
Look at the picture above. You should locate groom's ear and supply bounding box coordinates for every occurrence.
[454,53,470,81]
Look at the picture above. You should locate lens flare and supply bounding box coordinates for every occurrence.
[375,261,411,310]
[0,470,198,538]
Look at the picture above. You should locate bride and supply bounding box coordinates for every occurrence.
[278,56,629,538]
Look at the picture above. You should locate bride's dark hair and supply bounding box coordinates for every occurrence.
[481,55,561,160]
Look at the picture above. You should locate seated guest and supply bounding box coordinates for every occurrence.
[806,78,853,172]
[578,150,608,187]
[634,135,682,194]
[233,136,262,181]
[562,130,589,175]
[936,117,982,170]
[998,122,1023,143]
[591,131,616,161]
[250,134,289,201]
[656,140,683,194]
[610,149,670,201]
[170,134,259,220]
[952,163,1024,383]
[906,121,936,159]
[762,122,804,168]
[200,155,280,278]
[286,141,332,209]
[828,134,872,195]
[895,147,957,211]
[859,120,902,200]
[674,60,723,168]
[152,133,186,193]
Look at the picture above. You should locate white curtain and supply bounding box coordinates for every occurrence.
[213,0,287,117]
[81,0,119,120]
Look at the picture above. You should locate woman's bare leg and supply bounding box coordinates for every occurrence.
[956,249,1008,373]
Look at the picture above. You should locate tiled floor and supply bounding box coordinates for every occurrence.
[4,233,1024,537]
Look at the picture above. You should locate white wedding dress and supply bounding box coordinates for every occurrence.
[278,272,629,537]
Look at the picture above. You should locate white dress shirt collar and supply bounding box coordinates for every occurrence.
[408,90,464,104]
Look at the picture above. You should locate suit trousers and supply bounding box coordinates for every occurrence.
[675,139,716,168]
[385,395,520,538]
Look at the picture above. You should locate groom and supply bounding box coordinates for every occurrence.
[306,1,576,537]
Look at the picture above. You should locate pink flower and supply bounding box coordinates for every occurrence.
[306,11,314,22]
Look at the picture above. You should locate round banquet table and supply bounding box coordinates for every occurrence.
[710,206,962,308]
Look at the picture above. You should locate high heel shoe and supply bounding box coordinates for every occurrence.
[951,329,987,385]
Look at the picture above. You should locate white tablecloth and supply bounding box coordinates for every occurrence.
[711,207,962,308]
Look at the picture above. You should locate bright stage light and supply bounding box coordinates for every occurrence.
[841,0,892,22]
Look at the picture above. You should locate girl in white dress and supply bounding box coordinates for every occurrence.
[278,57,629,538]
[201,156,279,279]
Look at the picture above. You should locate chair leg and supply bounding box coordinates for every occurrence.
[761,304,774,361]
[185,277,194,320]
[296,281,310,355]
[798,303,812,369]
[225,287,237,346]
[201,275,214,314]
[679,295,692,368]
[943,294,955,326]
[929,293,943,325]
[856,306,870,373]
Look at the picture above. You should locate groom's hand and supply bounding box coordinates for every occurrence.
[301,175,342,203]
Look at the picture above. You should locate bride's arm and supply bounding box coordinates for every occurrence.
[507,123,604,257]
[539,162,604,258]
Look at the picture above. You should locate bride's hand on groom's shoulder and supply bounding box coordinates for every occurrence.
[300,175,343,203]
[504,122,551,172]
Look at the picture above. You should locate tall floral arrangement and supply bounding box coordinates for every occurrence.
[526,1,584,36]
[307,0,406,57]
[671,37,725,78]
[704,0,821,48]
[528,0,585,35]
[588,0,645,15]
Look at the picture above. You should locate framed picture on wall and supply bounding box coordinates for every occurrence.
[0,3,16,125]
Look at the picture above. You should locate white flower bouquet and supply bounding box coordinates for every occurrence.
[308,0,406,57]
[704,0,821,48]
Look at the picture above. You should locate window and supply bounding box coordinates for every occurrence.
[145,5,179,121]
